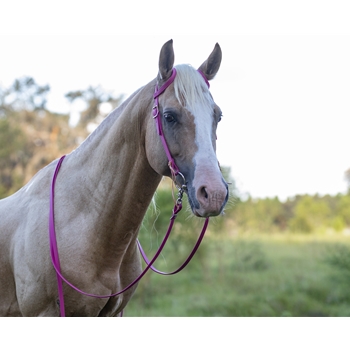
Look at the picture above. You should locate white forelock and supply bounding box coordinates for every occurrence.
[173,64,213,114]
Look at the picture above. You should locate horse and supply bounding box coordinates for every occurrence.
[0,39,228,316]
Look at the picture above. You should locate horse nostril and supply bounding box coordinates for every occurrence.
[200,186,208,199]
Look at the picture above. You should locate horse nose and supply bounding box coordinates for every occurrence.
[196,182,228,217]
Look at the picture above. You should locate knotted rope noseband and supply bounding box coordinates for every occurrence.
[49,68,210,316]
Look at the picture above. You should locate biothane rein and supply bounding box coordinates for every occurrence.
[49,68,210,317]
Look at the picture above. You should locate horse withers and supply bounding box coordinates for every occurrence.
[0,39,228,316]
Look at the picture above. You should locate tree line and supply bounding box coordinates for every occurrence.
[1,77,349,234]
[0,76,122,198]
[228,192,350,234]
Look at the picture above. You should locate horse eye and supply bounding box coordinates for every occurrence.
[218,113,223,122]
[164,113,175,123]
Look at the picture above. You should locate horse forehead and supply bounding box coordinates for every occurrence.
[162,84,214,118]
[160,85,215,148]
[185,96,214,138]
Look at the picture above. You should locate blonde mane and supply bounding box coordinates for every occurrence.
[173,64,213,113]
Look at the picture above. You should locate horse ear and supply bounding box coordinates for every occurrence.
[198,43,222,81]
[158,39,175,82]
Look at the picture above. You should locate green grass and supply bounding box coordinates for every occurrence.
[124,231,350,316]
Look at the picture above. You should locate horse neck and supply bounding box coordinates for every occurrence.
[60,82,161,247]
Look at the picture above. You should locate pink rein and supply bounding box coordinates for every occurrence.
[49,68,210,317]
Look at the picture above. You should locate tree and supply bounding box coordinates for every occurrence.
[0,77,74,198]
[288,195,331,233]
[1,76,50,113]
[0,119,27,197]
[65,86,123,129]
[0,77,125,199]
[345,168,350,193]
[337,195,350,227]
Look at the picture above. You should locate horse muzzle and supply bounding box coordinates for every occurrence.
[188,179,229,217]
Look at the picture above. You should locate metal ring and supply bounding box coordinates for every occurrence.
[175,171,187,191]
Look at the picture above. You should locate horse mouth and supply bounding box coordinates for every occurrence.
[191,207,203,218]
[192,206,226,218]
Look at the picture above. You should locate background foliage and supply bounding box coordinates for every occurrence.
[1,77,350,316]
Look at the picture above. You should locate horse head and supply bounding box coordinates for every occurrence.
[146,39,228,218]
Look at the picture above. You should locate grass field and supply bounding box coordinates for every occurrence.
[124,231,350,317]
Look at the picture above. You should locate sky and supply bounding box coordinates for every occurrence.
[1,1,350,201]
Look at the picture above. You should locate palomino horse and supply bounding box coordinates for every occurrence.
[0,40,228,316]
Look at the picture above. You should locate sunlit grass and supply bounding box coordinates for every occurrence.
[125,231,350,316]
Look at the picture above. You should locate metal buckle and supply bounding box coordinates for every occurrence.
[152,105,158,118]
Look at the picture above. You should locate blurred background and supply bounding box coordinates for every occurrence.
[1,1,350,318]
